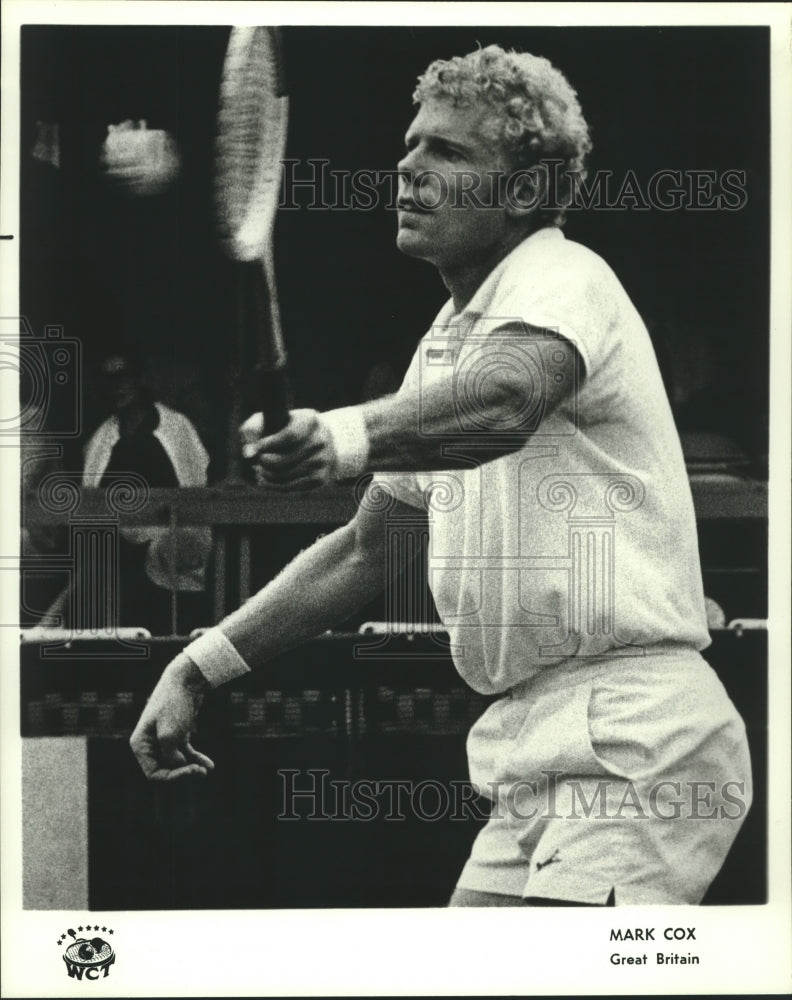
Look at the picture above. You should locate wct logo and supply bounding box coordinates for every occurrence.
[57,925,115,980]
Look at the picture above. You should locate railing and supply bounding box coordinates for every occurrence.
[21,484,358,630]
[23,478,768,527]
[20,477,768,632]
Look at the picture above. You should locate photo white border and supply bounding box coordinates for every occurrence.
[2,2,790,996]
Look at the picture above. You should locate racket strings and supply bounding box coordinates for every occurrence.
[215,27,289,261]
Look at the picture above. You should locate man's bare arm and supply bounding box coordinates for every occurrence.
[220,498,401,663]
[130,494,426,780]
[243,329,580,486]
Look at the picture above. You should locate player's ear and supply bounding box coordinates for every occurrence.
[503,165,545,221]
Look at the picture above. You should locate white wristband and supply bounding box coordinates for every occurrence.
[318,406,370,480]
[183,629,251,688]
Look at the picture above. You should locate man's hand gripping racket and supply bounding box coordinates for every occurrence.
[219,27,371,488]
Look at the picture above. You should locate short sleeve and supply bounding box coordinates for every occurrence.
[489,239,621,380]
[368,338,429,511]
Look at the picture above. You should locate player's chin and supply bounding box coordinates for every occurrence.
[395,228,433,259]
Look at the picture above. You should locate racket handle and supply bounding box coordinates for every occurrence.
[258,365,292,434]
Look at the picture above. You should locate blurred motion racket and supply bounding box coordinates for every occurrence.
[216,25,291,434]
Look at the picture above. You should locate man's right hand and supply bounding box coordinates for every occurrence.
[130,653,215,781]
[240,409,338,489]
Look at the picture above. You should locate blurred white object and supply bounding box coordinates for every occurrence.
[21,627,152,643]
[32,121,60,168]
[83,402,212,592]
[726,618,768,635]
[358,622,447,635]
[704,596,727,629]
[101,119,180,196]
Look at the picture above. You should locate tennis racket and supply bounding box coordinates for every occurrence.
[216,25,291,435]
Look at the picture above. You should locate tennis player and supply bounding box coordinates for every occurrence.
[131,45,751,906]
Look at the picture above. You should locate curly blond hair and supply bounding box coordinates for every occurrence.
[414,44,591,225]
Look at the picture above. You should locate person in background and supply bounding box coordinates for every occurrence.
[80,349,212,635]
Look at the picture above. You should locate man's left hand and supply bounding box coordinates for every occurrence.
[130,654,214,781]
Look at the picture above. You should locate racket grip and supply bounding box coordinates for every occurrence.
[258,365,292,434]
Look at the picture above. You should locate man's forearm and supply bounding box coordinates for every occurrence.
[350,331,579,474]
[246,340,557,488]
[360,377,526,472]
[213,523,384,670]
[131,521,388,777]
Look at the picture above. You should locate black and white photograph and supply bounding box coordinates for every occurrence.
[2,1,790,995]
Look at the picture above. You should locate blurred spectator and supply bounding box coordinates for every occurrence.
[80,349,212,633]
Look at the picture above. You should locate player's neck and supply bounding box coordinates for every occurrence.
[440,226,535,313]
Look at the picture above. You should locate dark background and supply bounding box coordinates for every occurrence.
[21,25,770,474]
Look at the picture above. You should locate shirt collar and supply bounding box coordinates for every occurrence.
[434,227,564,327]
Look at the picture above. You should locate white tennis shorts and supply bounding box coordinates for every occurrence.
[457,647,752,905]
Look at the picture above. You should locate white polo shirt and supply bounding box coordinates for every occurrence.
[373,227,709,694]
